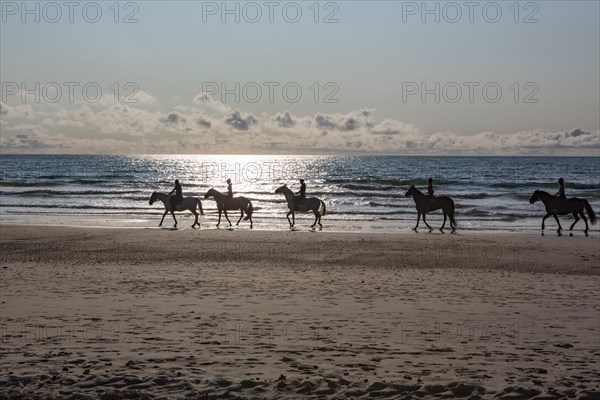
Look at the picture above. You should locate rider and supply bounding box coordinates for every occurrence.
[294,179,306,211]
[169,179,183,210]
[554,177,566,213]
[221,178,233,209]
[554,177,566,200]
[426,178,434,197]
[226,178,233,199]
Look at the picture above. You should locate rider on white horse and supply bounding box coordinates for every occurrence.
[294,179,306,211]
[223,178,233,209]
[169,179,183,210]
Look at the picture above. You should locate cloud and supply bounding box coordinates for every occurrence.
[371,119,419,136]
[129,90,157,105]
[272,111,295,128]
[196,116,212,128]
[192,93,232,114]
[0,102,34,118]
[224,109,258,131]
[1,95,598,155]
[160,111,186,124]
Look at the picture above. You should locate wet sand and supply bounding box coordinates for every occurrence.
[1,225,599,399]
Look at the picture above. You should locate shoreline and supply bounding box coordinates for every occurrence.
[2,212,598,238]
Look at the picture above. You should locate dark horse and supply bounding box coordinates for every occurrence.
[204,188,254,229]
[529,190,596,236]
[405,185,456,233]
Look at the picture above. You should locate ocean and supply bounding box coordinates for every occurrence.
[1,154,598,235]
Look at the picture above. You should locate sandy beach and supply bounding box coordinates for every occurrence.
[1,225,599,399]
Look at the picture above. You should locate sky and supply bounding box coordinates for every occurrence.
[0,0,599,155]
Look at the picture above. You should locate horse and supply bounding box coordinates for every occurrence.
[204,188,254,229]
[149,192,204,228]
[529,190,596,236]
[404,185,456,233]
[274,185,326,228]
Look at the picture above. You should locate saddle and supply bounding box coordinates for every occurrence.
[552,197,568,213]
[425,195,436,212]
[294,196,306,211]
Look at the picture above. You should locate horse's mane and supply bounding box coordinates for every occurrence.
[276,185,293,193]
[207,188,223,196]
[409,186,423,194]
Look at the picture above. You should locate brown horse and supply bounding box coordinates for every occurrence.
[275,185,326,228]
[405,185,456,233]
[204,188,254,229]
[529,190,596,236]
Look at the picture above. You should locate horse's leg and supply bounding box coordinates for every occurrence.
[192,210,199,228]
[171,211,177,227]
[581,212,589,236]
[223,210,232,226]
[286,210,293,227]
[236,210,243,225]
[413,212,420,231]
[541,213,550,231]
[553,214,562,235]
[440,212,447,232]
[311,210,318,228]
[292,212,296,227]
[422,213,433,232]
[159,210,168,226]
[217,209,222,226]
[569,213,579,231]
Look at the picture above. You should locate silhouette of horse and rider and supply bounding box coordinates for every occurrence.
[529,177,596,236]
[149,179,204,228]
[405,178,457,233]
[204,178,254,229]
[275,179,326,228]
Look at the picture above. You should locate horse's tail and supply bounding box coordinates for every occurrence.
[243,200,253,220]
[449,198,457,228]
[584,199,597,225]
[320,200,327,216]
[197,198,205,216]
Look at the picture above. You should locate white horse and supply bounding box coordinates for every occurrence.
[149,192,204,228]
[275,185,326,228]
